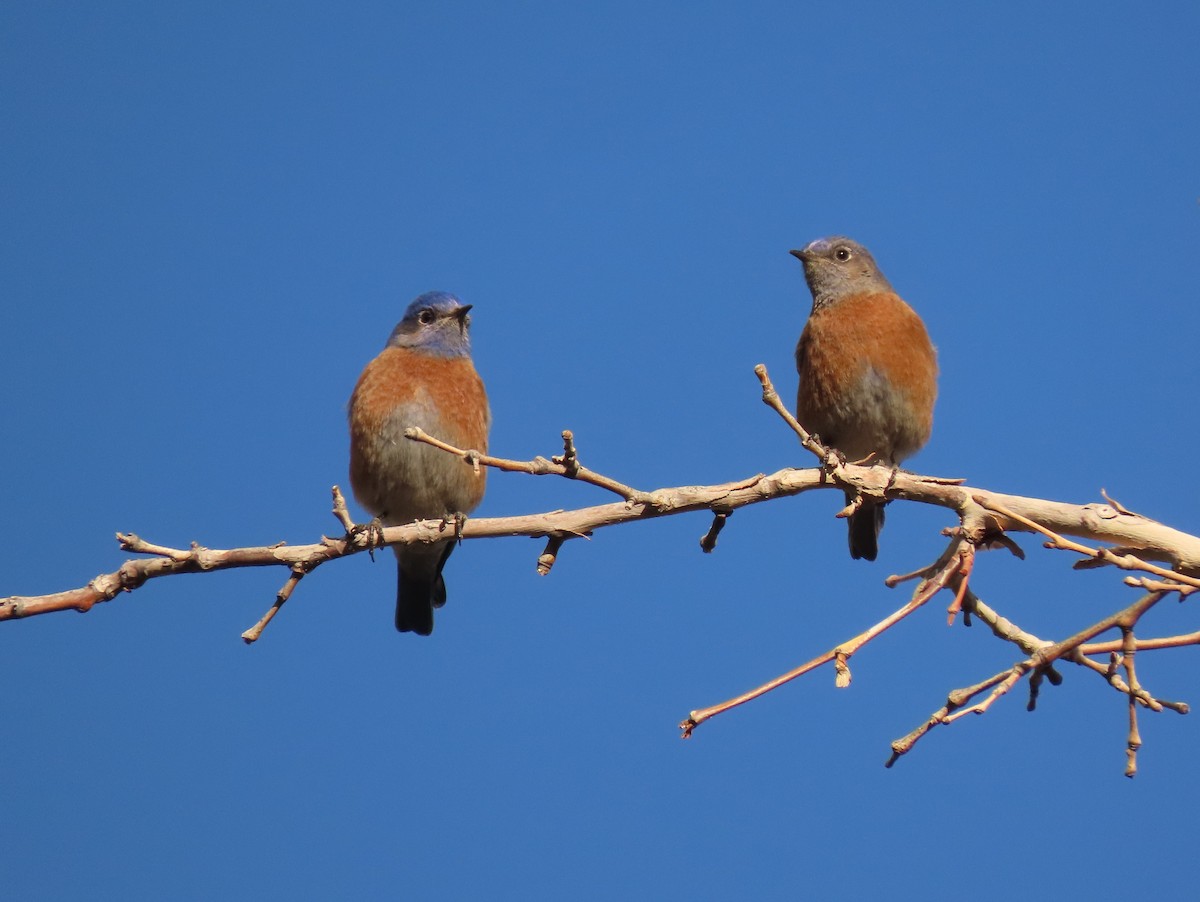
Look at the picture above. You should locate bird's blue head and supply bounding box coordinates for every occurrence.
[386,291,474,358]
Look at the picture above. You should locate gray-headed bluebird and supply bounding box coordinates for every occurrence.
[348,292,490,635]
[791,237,937,561]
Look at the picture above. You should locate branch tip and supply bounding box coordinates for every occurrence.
[699,511,730,553]
[536,536,566,576]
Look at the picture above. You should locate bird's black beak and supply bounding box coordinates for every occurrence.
[453,304,472,333]
[789,249,807,262]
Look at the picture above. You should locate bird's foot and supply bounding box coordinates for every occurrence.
[815,438,847,474]
[351,516,387,561]
[441,511,469,544]
[884,463,900,495]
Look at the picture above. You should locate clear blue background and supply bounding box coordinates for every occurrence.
[4,3,1199,899]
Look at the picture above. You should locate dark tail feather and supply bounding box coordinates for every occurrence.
[847,495,885,562]
[430,542,453,609]
[395,569,438,635]
[394,543,455,635]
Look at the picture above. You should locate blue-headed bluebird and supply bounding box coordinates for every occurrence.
[791,237,937,561]
[348,292,490,635]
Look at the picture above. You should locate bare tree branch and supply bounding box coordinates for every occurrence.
[4,363,1198,774]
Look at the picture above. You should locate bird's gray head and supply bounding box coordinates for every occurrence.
[387,291,474,358]
[789,237,894,311]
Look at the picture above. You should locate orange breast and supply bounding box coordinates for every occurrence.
[795,292,937,463]
[348,348,490,520]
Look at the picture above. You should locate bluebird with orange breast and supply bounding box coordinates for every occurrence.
[791,237,937,561]
[348,292,490,635]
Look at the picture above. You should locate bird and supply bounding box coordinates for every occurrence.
[348,291,490,635]
[790,237,937,561]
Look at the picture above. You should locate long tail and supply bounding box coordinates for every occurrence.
[394,542,455,635]
[846,493,885,562]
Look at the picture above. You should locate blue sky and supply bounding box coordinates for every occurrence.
[3,2,1199,899]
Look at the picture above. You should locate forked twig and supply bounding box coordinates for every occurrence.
[680,534,969,737]
[887,590,1172,768]
[406,426,650,505]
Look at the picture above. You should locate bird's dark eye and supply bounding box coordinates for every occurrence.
[834,247,852,262]
[417,308,436,325]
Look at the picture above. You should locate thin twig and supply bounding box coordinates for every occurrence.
[753,364,838,467]
[405,426,651,505]
[1122,628,1142,777]
[331,486,356,532]
[680,535,967,737]
[242,565,308,644]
